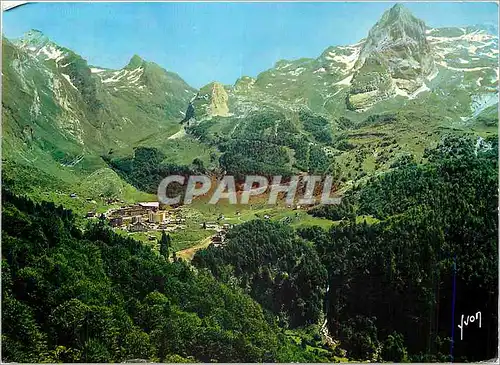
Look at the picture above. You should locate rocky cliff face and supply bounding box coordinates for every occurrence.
[348,4,435,110]
[178,4,497,120]
[187,82,230,120]
[207,82,230,116]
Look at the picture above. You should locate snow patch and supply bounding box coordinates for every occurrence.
[467,44,478,54]
[90,68,106,73]
[447,66,493,72]
[289,67,305,76]
[100,68,143,85]
[313,67,326,74]
[426,68,439,82]
[335,74,353,86]
[394,86,409,97]
[276,63,292,70]
[62,74,78,90]
[102,70,127,83]
[327,47,360,71]
[463,30,492,43]
[37,45,64,62]
[429,29,493,44]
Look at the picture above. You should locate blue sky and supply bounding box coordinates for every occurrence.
[3,1,498,88]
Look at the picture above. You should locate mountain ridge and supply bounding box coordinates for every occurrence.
[2,3,498,199]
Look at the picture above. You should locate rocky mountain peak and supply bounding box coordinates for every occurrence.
[383,3,417,24]
[16,29,50,51]
[185,81,230,121]
[125,54,145,70]
[14,29,71,65]
[356,3,432,72]
[348,4,435,110]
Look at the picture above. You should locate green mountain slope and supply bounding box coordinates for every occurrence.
[2,4,498,196]
[1,3,498,363]
[2,30,198,198]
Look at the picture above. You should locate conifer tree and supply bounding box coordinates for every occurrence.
[159,230,170,258]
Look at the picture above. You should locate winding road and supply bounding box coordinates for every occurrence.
[176,234,215,261]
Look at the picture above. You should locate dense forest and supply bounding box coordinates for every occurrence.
[1,189,340,363]
[187,110,335,179]
[193,220,328,329]
[2,134,497,362]
[103,147,200,195]
[194,135,498,362]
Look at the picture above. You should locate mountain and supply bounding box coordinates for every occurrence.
[1,4,498,363]
[2,30,196,195]
[184,4,496,122]
[348,4,435,109]
[2,4,498,195]
[180,4,497,184]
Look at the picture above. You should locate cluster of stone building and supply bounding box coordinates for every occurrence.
[203,222,233,247]
[106,202,186,233]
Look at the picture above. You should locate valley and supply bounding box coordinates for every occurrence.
[1,3,498,363]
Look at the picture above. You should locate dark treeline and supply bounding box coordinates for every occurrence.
[305,135,498,361]
[193,220,328,328]
[103,146,202,194]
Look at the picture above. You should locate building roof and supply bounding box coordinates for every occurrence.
[138,202,159,208]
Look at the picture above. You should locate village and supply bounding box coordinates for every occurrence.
[89,201,233,247]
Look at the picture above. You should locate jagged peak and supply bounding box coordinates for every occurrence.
[368,3,427,41]
[349,3,435,110]
[16,28,50,49]
[387,4,411,17]
[361,3,429,54]
[378,4,421,26]
[125,54,145,70]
